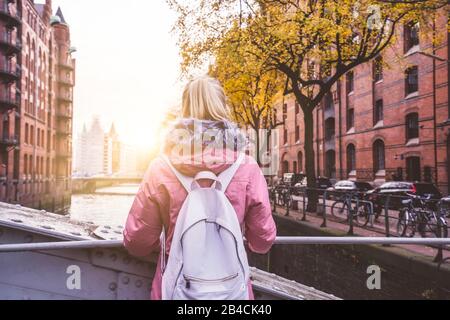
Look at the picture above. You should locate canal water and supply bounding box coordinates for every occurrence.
[69,184,139,227]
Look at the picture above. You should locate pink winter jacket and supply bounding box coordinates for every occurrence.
[123,149,277,300]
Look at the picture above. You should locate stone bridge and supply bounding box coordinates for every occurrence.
[72,176,143,194]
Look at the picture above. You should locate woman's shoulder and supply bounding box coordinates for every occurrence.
[237,154,263,178]
[141,156,174,185]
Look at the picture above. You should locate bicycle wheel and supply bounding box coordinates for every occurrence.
[397,209,416,237]
[331,200,347,221]
[427,213,449,238]
[356,203,372,227]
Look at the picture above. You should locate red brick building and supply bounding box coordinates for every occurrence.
[277,11,449,194]
[0,0,75,212]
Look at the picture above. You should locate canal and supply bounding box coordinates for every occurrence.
[69,184,138,226]
[66,183,450,299]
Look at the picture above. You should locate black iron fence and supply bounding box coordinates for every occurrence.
[269,184,449,263]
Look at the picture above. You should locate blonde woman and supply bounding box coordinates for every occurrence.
[123,76,276,300]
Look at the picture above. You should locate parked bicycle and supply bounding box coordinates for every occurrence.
[397,194,448,238]
[269,185,292,209]
[331,191,374,227]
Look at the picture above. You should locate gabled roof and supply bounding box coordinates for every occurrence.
[55,7,67,24]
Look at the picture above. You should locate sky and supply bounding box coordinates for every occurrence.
[43,0,185,149]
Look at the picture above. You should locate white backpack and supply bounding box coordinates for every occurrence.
[160,153,250,300]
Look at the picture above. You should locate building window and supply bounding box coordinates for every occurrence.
[373,56,383,82]
[405,66,418,95]
[325,93,334,110]
[282,160,289,175]
[325,150,336,179]
[30,125,34,145]
[374,99,383,125]
[298,151,303,173]
[25,124,29,144]
[28,155,32,175]
[283,103,287,114]
[283,128,288,145]
[373,140,385,172]
[325,118,335,140]
[295,102,300,115]
[295,125,300,142]
[24,155,28,175]
[406,113,419,141]
[404,21,419,53]
[347,108,354,130]
[46,158,50,177]
[347,144,356,174]
[406,156,421,182]
[37,129,40,147]
[346,71,354,94]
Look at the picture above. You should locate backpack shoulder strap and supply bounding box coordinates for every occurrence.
[218,153,245,192]
[161,155,193,192]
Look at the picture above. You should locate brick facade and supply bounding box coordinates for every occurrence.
[277,11,449,194]
[0,0,75,212]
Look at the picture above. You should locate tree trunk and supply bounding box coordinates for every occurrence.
[255,128,261,166]
[303,108,318,212]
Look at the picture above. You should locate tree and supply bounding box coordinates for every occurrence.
[169,0,448,210]
[210,26,285,166]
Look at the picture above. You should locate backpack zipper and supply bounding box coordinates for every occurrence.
[184,273,239,289]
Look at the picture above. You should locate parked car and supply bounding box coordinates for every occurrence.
[327,180,373,199]
[367,182,442,214]
[294,177,333,196]
[283,173,306,187]
[317,177,333,190]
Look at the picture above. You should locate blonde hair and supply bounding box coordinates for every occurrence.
[182,76,231,121]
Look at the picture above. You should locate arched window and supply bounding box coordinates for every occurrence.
[281,153,289,175]
[24,155,28,175]
[31,40,36,71]
[282,161,289,174]
[325,150,336,179]
[26,34,31,69]
[25,124,29,144]
[297,151,303,173]
[347,144,356,174]
[373,140,385,172]
[406,113,419,141]
[406,156,421,181]
[405,66,418,95]
[30,125,34,145]
[28,155,32,175]
[325,118,335,141]
[325,93,334,110]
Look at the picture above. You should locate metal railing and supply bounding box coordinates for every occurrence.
[0,93,19,106]
[0,34,21,49]
[0,65,20,77]
[269,185,450,262]
[0,4,21,21]
[0,134,19,145]
[2,237,450,253]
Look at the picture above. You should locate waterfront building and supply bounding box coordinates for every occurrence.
[74,118,140,177]
[0,0,75,212]
[277,11,449,194]
[74,116,106,177]
[119,142,138,177]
